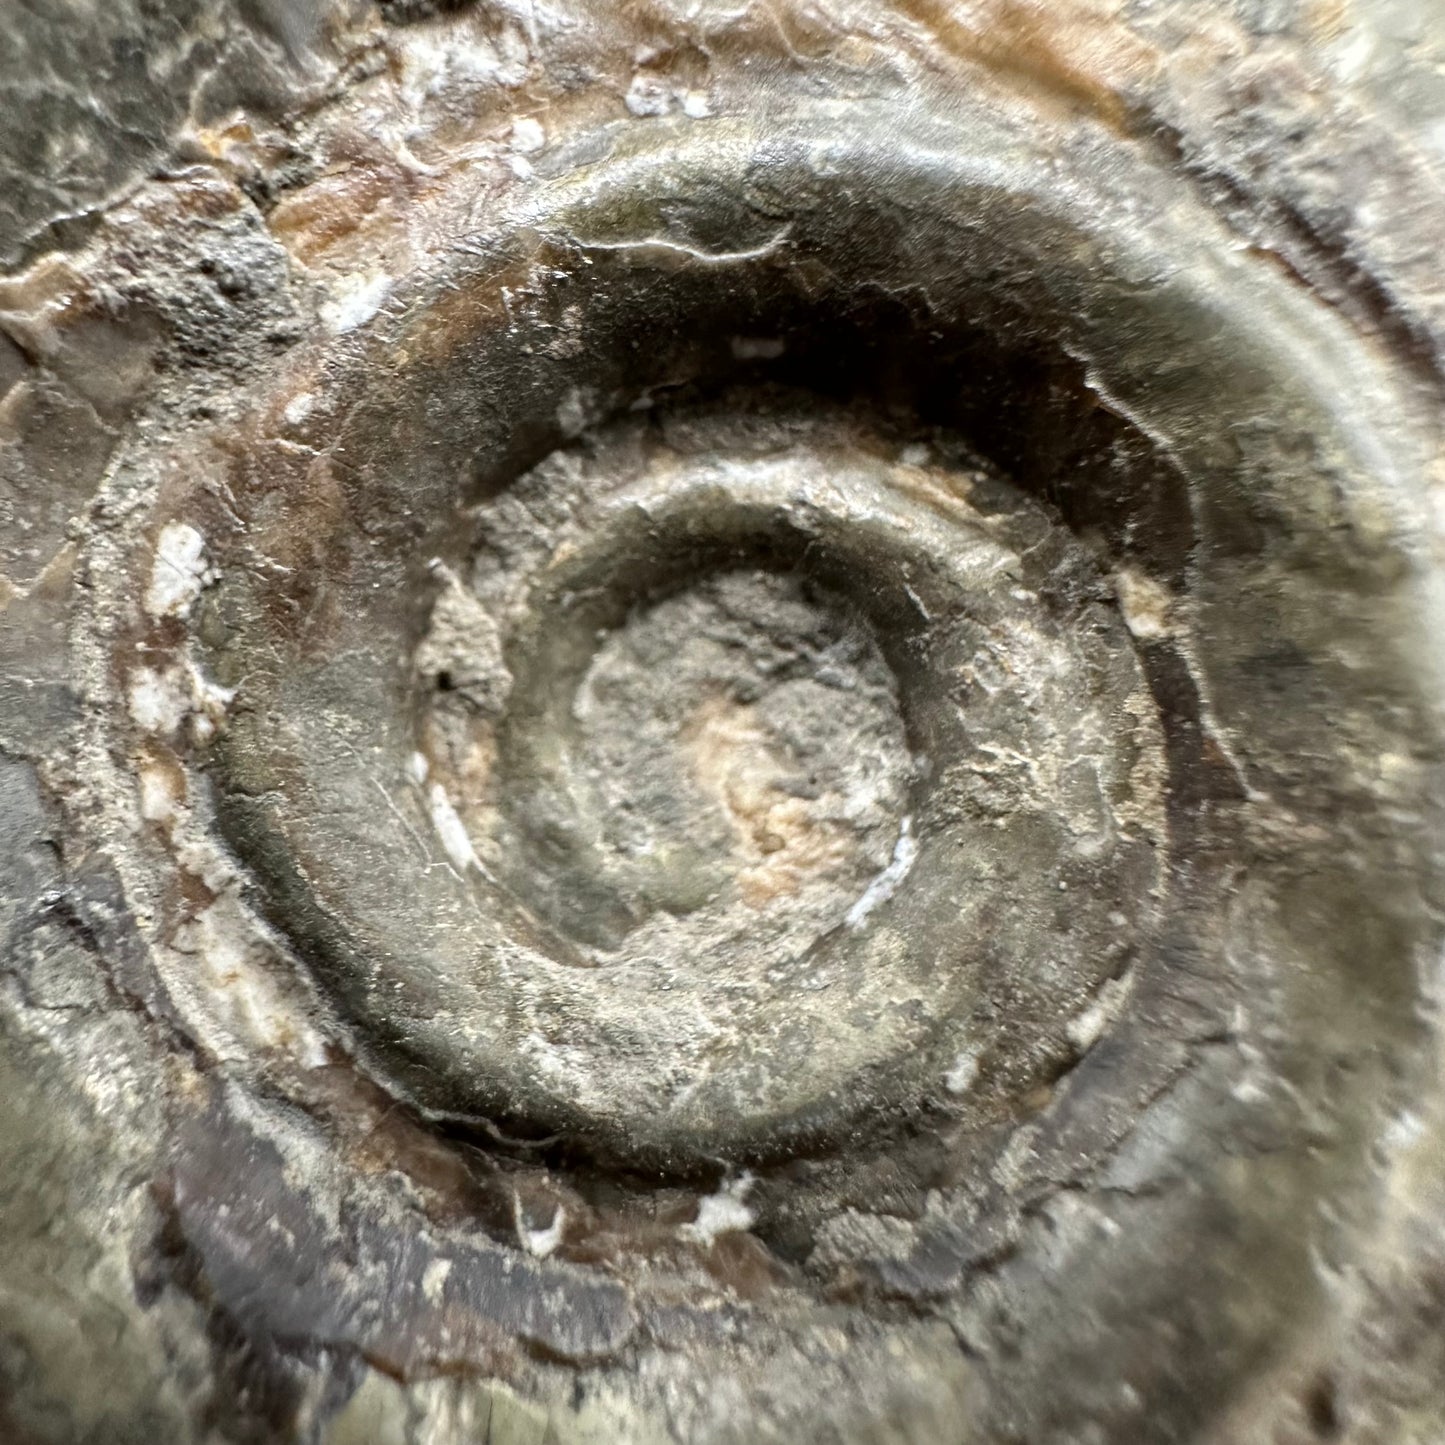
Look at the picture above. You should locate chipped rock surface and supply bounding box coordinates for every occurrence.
[2,3,1445,1443]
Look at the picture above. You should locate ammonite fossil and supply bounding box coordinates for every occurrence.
[3,2,1445,1442]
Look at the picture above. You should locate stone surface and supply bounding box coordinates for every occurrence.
[2,2,1445,1442]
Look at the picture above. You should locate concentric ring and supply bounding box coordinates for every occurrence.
[79,90,1445,1436]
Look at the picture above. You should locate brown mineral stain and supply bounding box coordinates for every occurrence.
[891,0,1154,131]
[269,159,410,268]
[1306,0,1348,42]
[172,868,220,916]
[24,541,77,602]
[298,1059,515,1231]
[0,254,88,332]
[890,457,985,525]
[400,247,547,369]
[136,739,189,823]
[703,1231,787,1300]
[234,442,352,650]
[684,695,852,906]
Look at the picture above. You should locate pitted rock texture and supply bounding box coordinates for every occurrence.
[3,4,1445,1444]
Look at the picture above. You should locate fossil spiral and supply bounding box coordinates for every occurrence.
[3,3,1445,1442]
